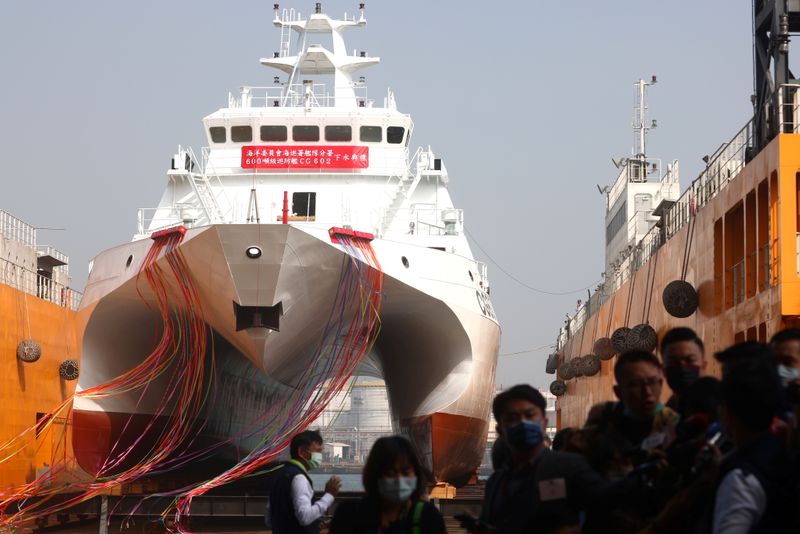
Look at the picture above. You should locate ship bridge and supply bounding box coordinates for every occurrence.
[199,2,413,177]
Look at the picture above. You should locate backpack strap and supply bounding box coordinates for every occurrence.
[411,501,425,534]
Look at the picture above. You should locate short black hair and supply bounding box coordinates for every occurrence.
[492,384,546,421]
[715,341,773,372]
[614,350,663,383]
[290,430,323,459]
[682,376,722,418]
[660,327,705,358]
[362,436,427,500]
[721,345,781,432]
[770,328,800,346]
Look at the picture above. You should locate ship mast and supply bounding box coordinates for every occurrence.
[602,76,679,280]
[262,3,379,109]
[631,76,657,182]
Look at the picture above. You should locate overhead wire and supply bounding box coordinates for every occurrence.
[464,227,600,296]
[499,342,555,357]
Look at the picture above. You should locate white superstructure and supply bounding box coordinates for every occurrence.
[603,78,680,290]
[74,3,501,486]
[136,4,474,264]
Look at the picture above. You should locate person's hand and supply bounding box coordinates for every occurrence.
[324,475,342,497]
[647,448,670,475]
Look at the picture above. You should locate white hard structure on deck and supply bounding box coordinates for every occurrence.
[603,77,680,289]
[137,3,470,261]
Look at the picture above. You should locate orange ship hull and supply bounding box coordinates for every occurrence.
[554,133,800,429]
[0,283,81,489]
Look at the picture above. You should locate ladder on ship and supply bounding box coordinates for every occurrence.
[379,147,423,236]
[181,146,226,225]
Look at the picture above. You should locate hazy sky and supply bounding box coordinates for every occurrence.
[0,1,761,390]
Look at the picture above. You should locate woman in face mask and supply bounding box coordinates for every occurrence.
[330,435,446,534]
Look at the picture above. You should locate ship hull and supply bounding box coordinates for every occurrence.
[73,224,500,484]
[554,134,800,429]
[0,282,81,489]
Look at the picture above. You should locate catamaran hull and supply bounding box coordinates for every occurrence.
[73,224,500,484]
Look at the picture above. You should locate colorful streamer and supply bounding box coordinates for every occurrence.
[0,226,383,534]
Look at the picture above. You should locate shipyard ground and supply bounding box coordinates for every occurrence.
[10,487,483,534]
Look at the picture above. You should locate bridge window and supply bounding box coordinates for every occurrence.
[261,125,288,142]
[325,125,352,142]
[231,126,252,143]
[293,192,316,219]
[209,126,226,143]
[360,126,382,143]
[387,126,405,144]
[605,202,626,244]
[293,125,320,142]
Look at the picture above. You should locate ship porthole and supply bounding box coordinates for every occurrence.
[401,256,409,268]
[246,246,262,259]
[126,255,133,268]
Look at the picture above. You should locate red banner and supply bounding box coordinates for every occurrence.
[241,145,369,170]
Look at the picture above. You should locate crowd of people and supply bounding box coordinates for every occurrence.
[266,328,800,533]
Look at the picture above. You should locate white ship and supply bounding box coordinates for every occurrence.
[72,3,500,485]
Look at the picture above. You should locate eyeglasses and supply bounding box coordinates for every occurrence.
[624,377,662,392]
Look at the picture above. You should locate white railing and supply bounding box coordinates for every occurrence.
[0,209,37,247]
[777,83,800,133]
[136,208,184,237]
[229,83,371,109]
[35,245,69,273]
[558,117,755,350]
[0,256,81,311]
[607,158,666,209]
[381,208,464,237]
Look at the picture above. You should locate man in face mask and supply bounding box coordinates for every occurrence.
[660,327,706,416]
[268,430,341,534]
[770,328,800,387]
[479,385,642,533]
[712,344,797,533]
[583,350,679,475]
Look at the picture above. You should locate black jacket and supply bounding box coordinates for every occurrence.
[269,461,321,534]
[480,448,640,533]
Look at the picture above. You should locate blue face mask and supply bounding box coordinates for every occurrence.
[506,420,544,451]
[378,476,417,502]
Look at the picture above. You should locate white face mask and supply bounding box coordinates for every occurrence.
[378,476,417,502]
[778,364,800,387]
[308,451,323,470]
